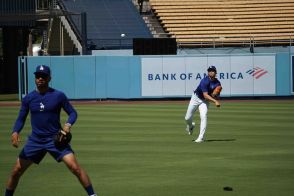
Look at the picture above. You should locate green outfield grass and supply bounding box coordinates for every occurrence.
[1,100,294,196]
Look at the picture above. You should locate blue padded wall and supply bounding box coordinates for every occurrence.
[23,56,141,100]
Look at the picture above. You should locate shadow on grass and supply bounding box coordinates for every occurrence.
[205,139,236,142]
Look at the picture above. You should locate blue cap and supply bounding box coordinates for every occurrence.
[34,65,51,76]
[207,66,217,73]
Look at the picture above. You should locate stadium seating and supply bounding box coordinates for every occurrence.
[62,0,152,49]
[149,0,294,47]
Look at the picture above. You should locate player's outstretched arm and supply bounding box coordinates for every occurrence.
[203,92,221,107]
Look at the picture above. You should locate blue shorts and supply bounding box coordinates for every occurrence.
[19,135,74,164]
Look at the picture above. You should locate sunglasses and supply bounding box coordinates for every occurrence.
[35,73,49,79]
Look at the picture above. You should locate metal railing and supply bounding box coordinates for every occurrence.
[177,35,294,49]
[87,38,133,50]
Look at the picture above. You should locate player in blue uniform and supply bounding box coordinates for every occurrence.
[184,66,221,143]
[5,65,97,196]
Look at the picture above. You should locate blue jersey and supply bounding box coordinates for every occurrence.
[13,88,77,137]
[194,76,221,99]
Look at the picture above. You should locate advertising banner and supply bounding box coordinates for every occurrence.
[141,55,276,97]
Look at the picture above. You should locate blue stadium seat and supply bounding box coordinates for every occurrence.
[62,0,152,49]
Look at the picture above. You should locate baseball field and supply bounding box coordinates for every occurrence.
[0,99,294,196]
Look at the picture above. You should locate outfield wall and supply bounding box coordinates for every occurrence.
[18,53,293,99]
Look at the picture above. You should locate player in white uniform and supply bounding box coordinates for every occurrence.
[184,66,221,143]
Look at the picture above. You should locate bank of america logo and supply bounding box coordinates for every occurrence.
[246,67,268,79]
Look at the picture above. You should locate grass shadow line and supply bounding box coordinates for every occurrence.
[205,139,236,142]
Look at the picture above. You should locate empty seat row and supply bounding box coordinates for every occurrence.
[149,0,294,47]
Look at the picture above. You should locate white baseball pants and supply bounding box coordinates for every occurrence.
[185,93,209,140]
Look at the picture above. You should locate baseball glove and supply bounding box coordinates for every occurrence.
[54,129,72,149]
[212,86,222,98]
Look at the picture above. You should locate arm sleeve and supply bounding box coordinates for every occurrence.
[62,94,78,125]
[12,97,29,133]
[215,80,222,89]
[216,78,221,85]
[218,80,222,87]
[200,79,209,93]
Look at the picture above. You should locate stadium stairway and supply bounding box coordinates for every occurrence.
[46,16,80,55]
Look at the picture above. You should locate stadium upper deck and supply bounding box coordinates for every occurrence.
[62,0,152,49]
[149,0,294,47]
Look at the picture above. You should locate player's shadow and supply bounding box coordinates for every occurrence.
[205,139,236,142]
